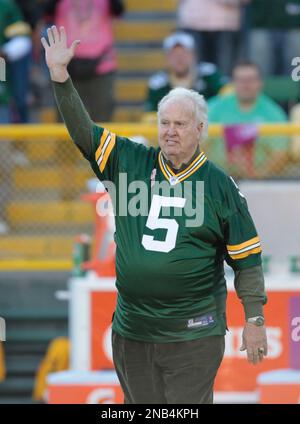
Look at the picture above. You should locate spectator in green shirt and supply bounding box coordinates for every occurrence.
[207,61,289,179]
[144,32,227,114]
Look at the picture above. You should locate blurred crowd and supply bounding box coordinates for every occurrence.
[0,1,299,186]
[0,0,300,236]
[0,0,300,124]
[0,0,124,124]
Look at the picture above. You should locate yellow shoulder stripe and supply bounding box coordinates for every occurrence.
[100,133,116,172]
[95,129,109,162]
[95,129,116,173]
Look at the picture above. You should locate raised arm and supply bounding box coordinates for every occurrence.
[41,25,94,159]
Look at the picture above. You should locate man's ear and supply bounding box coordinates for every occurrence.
[197,122,204,135]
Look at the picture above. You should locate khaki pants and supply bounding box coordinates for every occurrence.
[112,330,225,404]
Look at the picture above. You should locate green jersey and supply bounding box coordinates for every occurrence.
[86,125,262,343]
[145,63,226,112]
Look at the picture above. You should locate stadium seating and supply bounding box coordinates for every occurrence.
[113,1,176,120]
[114,21,175,43]
[0,275,68,404]
[0,2,177,267]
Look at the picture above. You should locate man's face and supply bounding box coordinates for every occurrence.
[158,99,202,161]
[233,66,262,103]
[166,45,195,78]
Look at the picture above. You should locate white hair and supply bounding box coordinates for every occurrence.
[157,87,208,140]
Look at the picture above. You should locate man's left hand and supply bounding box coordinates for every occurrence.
[240,323,268,365]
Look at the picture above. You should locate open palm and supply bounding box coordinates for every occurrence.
[41,26,80,70]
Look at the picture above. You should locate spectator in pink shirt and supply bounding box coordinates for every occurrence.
[46,0,124,121]
[177,0,251,76]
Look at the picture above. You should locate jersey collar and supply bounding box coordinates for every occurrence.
[158,150,207,185]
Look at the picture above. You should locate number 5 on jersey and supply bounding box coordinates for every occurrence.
[142,195,186,253]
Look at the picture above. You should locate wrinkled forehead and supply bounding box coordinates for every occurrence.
[159,97,196,120]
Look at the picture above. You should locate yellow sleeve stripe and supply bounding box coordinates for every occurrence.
[95,129,116,173]
[228,246,262,260]
[227,236,260,252]
[227,236,262,259]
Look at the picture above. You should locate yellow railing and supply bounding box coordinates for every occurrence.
[0,123,299,271]
[1,123,300,140]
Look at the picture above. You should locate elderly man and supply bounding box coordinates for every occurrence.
[42,26,268,404]
[144,32,226,112]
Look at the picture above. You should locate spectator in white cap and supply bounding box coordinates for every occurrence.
[144,32,227,113]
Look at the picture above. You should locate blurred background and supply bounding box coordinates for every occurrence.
[0,0,300,404]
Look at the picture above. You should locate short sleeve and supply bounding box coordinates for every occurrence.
[88,125,132,183]
[87,124,157,187]
[221,177,262,270]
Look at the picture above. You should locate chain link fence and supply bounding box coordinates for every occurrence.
[0,135,94,260]
[0,124,299,261]
[203,131,300,180]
